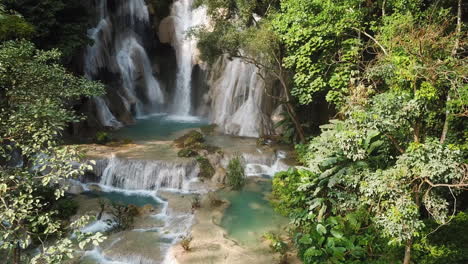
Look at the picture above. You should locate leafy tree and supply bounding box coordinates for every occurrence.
[0,40,105,263]
[3,0,92,62]
[193,0,306,141]
[272,0,366,109]
[272,2,467,263]
[0,5,34,41]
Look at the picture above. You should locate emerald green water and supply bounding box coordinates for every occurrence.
[219,179,288,246]
[83,190,161,208]
[112,114,208,141]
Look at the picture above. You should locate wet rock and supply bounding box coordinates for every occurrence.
[158,16,177,44]
[87,184,102,192]
[271,104,286,135]
[137,204,157,215]
[68,184,85,195]
[211,167,227,185]
[206,152,223,168]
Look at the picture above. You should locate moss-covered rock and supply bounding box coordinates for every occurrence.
[174,130,204,148]
[177,148,198,158]
[200,124,218,135]
[94,131,111,145]
[196,156,215,179]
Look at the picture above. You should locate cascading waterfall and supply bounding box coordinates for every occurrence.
[166,0,208,116]
[96,156,200,192]
[84,0,164,128]
[116,34,164,116]
[244,151,290,177]
[209,56,274,137]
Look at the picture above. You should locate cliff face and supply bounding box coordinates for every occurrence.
[78,0,281,138]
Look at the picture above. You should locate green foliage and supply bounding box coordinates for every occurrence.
[413,211,468,264]
[174,130,204,148]
[105,203,138,232]
[264,232,288,264]
[175,130,220,157]
[264,232,288,254]
[196,156,215,179]
[0,6,34,40]
[273,0,365,108]
[94,131,111,145]
[273,106,465,263]
[226,156,245,190]
[3,0,92,61]
[53,198,79,220]
[178,148,198,158]
[275,111,302,144]
[0,40,105,262]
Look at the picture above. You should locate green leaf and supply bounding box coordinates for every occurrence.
[316,224,327,235]
[330,229,343,239]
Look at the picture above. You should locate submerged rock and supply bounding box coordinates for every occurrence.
[211,167,227,185]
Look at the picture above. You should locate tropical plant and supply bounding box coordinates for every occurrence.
[226,156,246,190]
[0,40,105,263]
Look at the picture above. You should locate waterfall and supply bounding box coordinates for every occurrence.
[244,150,290,177]
[97,156,200,192]
[166,0,208,116]
[84,0,164,128]
[116,34,164,116]
[209,56,274,137]
[94,97,123,128]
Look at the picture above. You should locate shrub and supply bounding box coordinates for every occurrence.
[180,235,193,251]
[226,156,245,190]
[53,198,78,220]
[106,202,138,232]
[191,195,201,210]
[264,232,288,264]
[95,131,111,145]
[178,148,198,158]
[196,156,215,179]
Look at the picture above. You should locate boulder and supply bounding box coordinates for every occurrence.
[211,167,227,185]
[271,104,286,135]
[138,204,157,216]
[158,16,177,44]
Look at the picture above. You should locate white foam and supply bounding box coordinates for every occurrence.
[163,115,204,123]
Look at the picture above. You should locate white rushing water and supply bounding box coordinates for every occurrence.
[78,183,194,264]
[116,34,165,116]
[84,0,164,128]
[97,156,200,193]
[209,56,274,137]
[244,150,290,177]
[167,0,208,116]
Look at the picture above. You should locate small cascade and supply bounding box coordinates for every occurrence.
[209,56,274,137]
[243,150,290,177]
[164,0,208,116]
[84,0,164,128]
[93,156,200,192]
[94,97,123,128]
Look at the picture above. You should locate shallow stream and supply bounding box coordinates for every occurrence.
[72,116,290,264]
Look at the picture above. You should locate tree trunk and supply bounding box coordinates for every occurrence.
[413,123,421,144]
[382,0,386,17]
[278,76,306,143]
[403,239,412,264]
[440,94,450,144]
[13,243,21,264]
[440,0,462,144]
